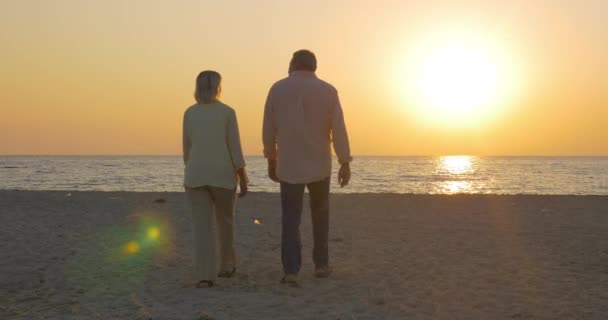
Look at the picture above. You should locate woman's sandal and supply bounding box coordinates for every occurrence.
[280,275,299,287]
[218,267,236,278]
[195,280,214,288]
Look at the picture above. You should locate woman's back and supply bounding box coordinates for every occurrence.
[183,102,244,189]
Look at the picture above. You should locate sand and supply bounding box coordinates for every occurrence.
[1,190,607,320]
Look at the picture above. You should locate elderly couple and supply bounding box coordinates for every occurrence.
[182,50,352,288]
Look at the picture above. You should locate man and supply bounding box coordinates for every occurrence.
[263,49,352,285]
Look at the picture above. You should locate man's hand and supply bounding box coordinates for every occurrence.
[338,163,351,187]
[268,159,279,183]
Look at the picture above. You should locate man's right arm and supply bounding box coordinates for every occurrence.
[262,89,279,182]
[182,111,191,165]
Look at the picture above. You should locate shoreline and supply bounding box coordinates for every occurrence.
[2,189,608,197]
[2,191,607,319]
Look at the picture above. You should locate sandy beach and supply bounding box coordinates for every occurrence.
[1,190,607,319]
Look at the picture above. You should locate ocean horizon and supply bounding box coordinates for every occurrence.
[2,155,607,195]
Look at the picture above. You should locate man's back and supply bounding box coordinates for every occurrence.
[264,49,351,283]
[263,71,351,184]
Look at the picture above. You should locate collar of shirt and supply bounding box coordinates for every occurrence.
[289,70,317,78]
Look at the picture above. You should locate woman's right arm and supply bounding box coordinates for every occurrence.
[182,112,191,165]
[236,167,248,197]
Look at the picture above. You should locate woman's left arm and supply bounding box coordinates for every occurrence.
[227,109,246,170]
[227,109,248,196]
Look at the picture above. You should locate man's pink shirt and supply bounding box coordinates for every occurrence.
[263,71,352,184]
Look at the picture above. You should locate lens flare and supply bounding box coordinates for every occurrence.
[147,227,160,240]
[124,241,140,254]
[254,219,261,225]
[65,210,176,298]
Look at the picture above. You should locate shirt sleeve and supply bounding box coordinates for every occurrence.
[331,90,352,164]
[227,109,246,169]
[262,88,277,160]
[182,111,191,165]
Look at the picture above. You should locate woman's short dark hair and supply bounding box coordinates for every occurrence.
[194,70,222,104]
[290,50,317,72]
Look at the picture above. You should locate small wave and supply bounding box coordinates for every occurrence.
[2,166,20,169]
[398,175,424,179]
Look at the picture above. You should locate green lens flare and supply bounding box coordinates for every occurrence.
[64,210,175,299]
[147,227,160,240]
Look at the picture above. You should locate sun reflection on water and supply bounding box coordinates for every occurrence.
[440,155,474,174]
[442,181,473,194]
[437,156,477,194]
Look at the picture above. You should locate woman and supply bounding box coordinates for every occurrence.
[183,70,248,288]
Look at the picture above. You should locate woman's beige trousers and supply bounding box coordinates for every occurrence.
[185,186,236,282]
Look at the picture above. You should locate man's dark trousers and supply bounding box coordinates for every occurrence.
[280,177,330,275]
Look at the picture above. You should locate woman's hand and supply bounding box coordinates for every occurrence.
[239,178,248,198]
[237,167,249,198]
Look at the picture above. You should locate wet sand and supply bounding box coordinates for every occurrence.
[1,190,607,319]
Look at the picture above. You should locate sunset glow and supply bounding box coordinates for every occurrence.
[0,1,606,155]
[396,27,522,128]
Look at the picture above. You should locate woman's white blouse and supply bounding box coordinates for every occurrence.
[183,102,245,189]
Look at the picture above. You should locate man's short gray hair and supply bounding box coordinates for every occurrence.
[195,70,222,104]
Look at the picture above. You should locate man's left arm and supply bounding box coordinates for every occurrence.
[330,90,352,187]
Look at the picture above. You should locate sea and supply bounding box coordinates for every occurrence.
[1,156,607,195]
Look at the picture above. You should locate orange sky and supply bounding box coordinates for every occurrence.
[1,0,606,156]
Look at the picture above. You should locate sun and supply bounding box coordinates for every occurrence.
[417,44,501,117]
[395,28,521,128]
